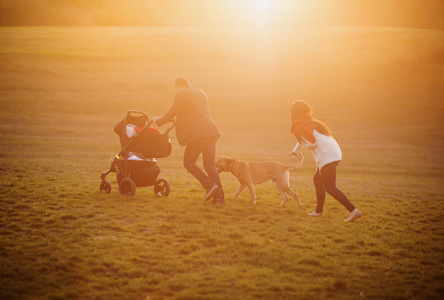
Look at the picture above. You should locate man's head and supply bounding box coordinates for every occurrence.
[175,76,190,90]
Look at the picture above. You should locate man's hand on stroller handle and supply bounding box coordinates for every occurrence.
[151,116,159,125]
[152,117,175,125]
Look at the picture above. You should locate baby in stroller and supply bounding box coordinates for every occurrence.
[100,110,174,197]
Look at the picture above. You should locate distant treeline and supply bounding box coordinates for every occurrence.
[0,0,443,29]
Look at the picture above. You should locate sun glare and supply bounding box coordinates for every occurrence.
[248,0,273,15]
[233,0,290,28]
[244,0,275,27]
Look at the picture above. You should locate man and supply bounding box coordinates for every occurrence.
[152,77,224,204]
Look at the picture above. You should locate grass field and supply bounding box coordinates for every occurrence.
[0,27,443,299]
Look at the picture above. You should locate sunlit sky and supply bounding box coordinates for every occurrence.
[0,0,442,29]
[208,0,324,28]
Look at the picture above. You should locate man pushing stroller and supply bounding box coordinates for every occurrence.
[152,77,224,205]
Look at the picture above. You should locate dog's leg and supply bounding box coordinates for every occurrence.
[277,187,289,206]
[277,171,303,209]
[246,182,257,204]
[234,184,246,199]
[284,187,303,209]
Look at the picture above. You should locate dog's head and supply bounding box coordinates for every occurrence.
[215,156,233,173]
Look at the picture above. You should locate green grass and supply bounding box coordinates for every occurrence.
[0,27,443,299]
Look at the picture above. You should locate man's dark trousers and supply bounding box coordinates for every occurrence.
[183,135,224,199]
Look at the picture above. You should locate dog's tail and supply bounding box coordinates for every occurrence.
[285,153,304,169]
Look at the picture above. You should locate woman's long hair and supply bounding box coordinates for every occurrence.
[291,100,332,137]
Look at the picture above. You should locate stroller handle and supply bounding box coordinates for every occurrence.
[149,118,175,133]
[165,122,176,134]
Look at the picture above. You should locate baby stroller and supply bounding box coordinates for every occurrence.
[100,110,174,197]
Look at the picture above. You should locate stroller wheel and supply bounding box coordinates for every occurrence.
[154,178,170,197]
[119,178,136,196]
[100,181,111,194]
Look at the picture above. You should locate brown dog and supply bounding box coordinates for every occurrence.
[215,155,304,207]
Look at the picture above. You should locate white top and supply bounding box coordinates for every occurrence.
[295,130,342,171]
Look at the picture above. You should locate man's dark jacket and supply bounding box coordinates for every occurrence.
[156,86,220,146]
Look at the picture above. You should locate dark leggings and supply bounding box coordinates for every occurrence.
[313,161,355,213]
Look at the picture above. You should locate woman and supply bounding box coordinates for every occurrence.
[287,100,362,222]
